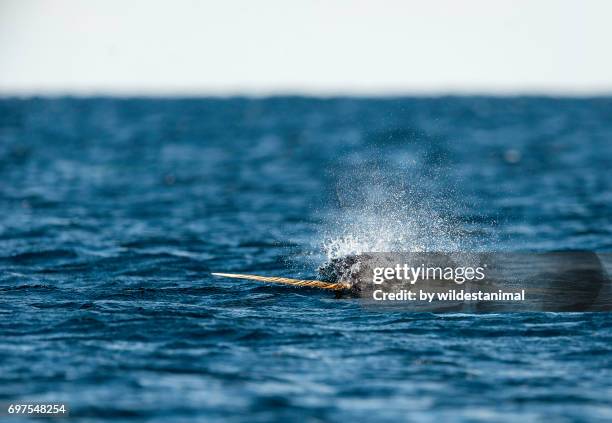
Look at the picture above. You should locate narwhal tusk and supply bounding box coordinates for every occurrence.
[211,272,348,291]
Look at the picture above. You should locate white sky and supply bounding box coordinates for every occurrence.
[1,0,611,95]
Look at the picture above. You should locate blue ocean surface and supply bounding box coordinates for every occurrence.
[0,97,611,422]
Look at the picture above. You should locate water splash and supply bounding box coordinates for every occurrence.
[321,158,463,260]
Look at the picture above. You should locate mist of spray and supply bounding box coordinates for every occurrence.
[320,158,464,261]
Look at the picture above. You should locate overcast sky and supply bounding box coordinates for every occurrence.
[1,0,611,95]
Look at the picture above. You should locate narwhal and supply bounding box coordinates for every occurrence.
[213,255,363,296]
[212,252,612,311]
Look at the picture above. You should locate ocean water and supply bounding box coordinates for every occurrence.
[0,97,611,422]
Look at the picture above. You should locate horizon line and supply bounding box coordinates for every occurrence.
[2,88,612,99]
